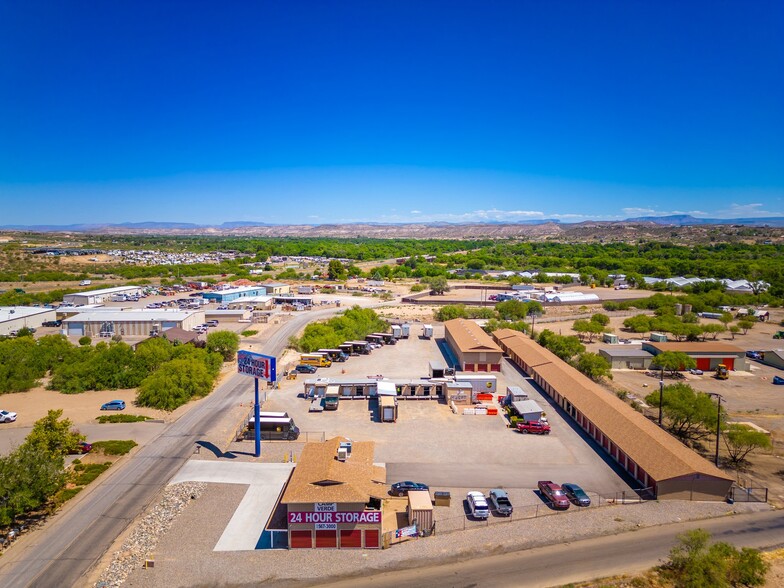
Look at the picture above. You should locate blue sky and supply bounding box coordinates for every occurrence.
[1,1,782,225]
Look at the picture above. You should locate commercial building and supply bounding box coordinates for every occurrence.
[63,286,143,306]
[261,281,290,295]
[202,286,269,304]
[760,349,784,370]
[0,306,57,336]
[62,309,205,337]
[642,342,748,372]
[599,347,654,370]
[282,437,387,549]
[494,329,733,501]
[444,319,503,372]
[226,296,273,310]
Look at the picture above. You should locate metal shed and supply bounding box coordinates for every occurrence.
[407,490,433,533]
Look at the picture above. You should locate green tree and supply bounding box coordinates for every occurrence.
[496,299,529,321]
[434,304,469,321]
[78,336,91,346]
[719,312,734,328]
[722,424,772,466]
[23,409,85,456]
[537,330,585,362]
[327,260,346,280]
[650,351,696,376]
[662,529,768,588]
[575,352,612,381]
[137,358,215,411]
[623,314,652,337]
[737,319,755,334]
[700,323,725,341]
[645,383,721,440]
[206,330,240,361]
[426,276,450,295]
[0,443,67,526]
[591,313,610,326]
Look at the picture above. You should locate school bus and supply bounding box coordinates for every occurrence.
[300,353,332,368]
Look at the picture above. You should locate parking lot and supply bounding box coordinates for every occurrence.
[247,326,637,498]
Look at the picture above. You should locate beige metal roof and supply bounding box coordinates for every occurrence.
[407,490,433,511]
[645,342,744,354]
[281,437,387,504]
[444,319,503,353]
[493,332,732,484]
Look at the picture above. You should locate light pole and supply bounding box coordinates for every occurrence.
[528,310,541,340]
[706,392,724,468]
[658,371,664,426]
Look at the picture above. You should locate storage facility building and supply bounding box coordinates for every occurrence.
[202,286,268,304]
[444,319,503,372]
[493,329,733,501]
[63,286,143,306]
[62,309,205,337]
[760,350,784,370]
[282,437,386,549]
[0,306,57,336]
[599,347,655,370]
[642,342,748,372]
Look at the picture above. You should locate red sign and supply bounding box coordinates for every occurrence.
[288,511,381,524]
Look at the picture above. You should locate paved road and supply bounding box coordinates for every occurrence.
[310,509,784,588]
[0,306,347,588]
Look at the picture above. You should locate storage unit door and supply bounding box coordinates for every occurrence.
[723,358,735,370]
[290,530,312,549]
[340,529,362,548]
[363,529,380,548]
[696,358,711,371]
[315,530,337,548]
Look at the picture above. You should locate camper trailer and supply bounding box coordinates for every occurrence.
[422,324,434,339]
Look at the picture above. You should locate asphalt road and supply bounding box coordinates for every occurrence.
[309,509,784,588]
[0,306,347,588]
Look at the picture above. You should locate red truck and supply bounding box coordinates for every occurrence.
[517,420,551,435]
[538,480,570,510]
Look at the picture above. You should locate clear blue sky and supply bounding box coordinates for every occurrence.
[1,1,782,225]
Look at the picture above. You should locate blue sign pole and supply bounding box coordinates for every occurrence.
[254,377,261,458]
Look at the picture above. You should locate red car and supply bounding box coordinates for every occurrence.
[69,442,93,454]
[517,421,551,435]
[538,480,570,509]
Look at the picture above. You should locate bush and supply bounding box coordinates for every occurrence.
[54,486,82,506]
[410,283,426,292]
[206,330,240,361]
[95,414,151,424]
[72,462,111,485]
[91,439,138,455]
[241,330,258,337]
[137,358,216,411]
[78,336,91,346]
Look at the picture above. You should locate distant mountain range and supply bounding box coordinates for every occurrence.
[1,215,783,234]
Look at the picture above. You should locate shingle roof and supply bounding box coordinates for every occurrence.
[444,319,503,354]
[493,332,731,484]
[281,437,387,504]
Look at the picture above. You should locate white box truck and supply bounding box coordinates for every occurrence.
[423,324,433,339]
[391,325,402,339]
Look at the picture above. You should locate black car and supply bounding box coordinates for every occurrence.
[562,483,591,507]
[42,320,62,328]
[294,364,317,374]
[390,481,429,496]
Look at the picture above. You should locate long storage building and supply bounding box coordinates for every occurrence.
[62,309,205,337]
[493,329,733,501]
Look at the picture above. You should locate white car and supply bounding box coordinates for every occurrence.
[466,491,489,519]
[0,410,17,423]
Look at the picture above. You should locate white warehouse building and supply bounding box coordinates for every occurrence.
[0,306,57,336]
[63,286,143,306]
[62,309,205,338]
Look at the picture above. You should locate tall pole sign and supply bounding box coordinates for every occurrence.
[237,350,277,457]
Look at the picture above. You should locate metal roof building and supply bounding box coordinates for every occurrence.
[63,285,143,306]
[0,306,57,336]
[62,309,204,338]
[642,341,748,372]
[202,286,269,303]
[444,318,503,372]
[599,347,655,369]
[494,329,733,501]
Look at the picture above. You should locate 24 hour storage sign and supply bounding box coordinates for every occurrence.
[288,511,381,524]
[237,350,277,381]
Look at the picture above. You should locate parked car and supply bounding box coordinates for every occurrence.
[517,420,551,435]
[0,410,17,423]
[100,400,126,411]
[294,364,317,374]
[488,489,513,516]
[746,351,762,360]
[562,483,591,507]
[69,441,93,454]
[772,376,784,385]
[390,481,429,496]
[42,320,62,327]
[538,480,570,509]
[688,368,704,375]
[467,491,490,519]
[206,320,219,326]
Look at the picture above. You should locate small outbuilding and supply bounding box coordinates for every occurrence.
[510,399,544,421]
[599,347,654,370]
[407,490,433,533]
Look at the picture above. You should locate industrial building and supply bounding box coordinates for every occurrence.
[493,329,733,500]
[226,296,274,310]
[202,286,269,304]
[304,378,448,399]
[444,319,503,372]
[599,347,655,369]
[261,281,290,295]
[642,342,748,372]
[282,437,386,549]
[0,306,57,336]
[760,349,784,370]
[63,286,143,306]
[62,309,205,338]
